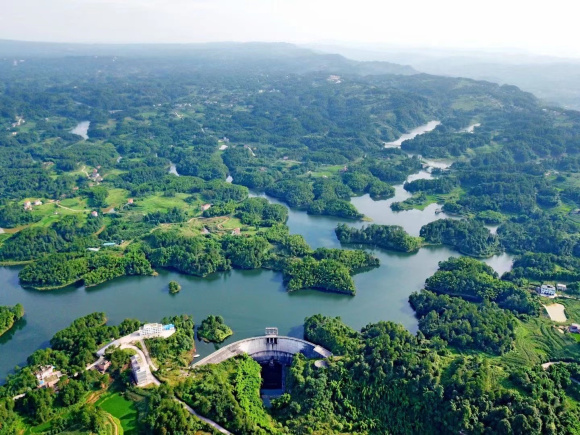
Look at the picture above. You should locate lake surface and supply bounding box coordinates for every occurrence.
[461,123,481,133]
[169,162,180,176]
[70,121,90,140]
[0,121,513,382]
[385,120,441,147]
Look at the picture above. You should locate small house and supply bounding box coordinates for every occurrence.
[231,228,241,236]
[96,360,111,374]
[91,211,99,217]
[127,198,134,205]
[201,204,212,211]
[539,284,556,297]
[23,201,32,211]
[570,324,580,334]
[557,283,567,292]
[35,365,62,389]
[34,200,42,206]
[35,365,54,381]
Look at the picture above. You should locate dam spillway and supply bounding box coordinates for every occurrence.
[192,330,332,368]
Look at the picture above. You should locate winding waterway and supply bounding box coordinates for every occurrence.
[70,121,90,140]
[0,121,514,383]
[384,120,441,147]
[169,162,180,176]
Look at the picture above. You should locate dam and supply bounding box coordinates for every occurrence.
[192,328,332,367]
[192,328,332,389]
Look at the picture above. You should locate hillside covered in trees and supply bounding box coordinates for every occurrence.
[2,41,580,433]
[0,304,24,337]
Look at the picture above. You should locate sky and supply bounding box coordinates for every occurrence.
[1,0,580,57]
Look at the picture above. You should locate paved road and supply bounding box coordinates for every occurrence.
[93,330,173,387]
[86,356,105,371]
[18,336,234,434]
[138,338,158,371]
[96,331,143,357]
[178,399,232,434]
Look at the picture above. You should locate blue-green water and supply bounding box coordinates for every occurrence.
[0,186,513,383]
[0,129,514,383]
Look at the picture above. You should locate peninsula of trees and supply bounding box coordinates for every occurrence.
[0,304,24,337]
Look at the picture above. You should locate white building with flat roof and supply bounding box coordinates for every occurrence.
[130,355,149,386]
[140,323,163,336]
[539,284,556,297]
[557,284,567,292]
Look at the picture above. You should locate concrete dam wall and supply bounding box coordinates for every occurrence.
[192,336,332,367]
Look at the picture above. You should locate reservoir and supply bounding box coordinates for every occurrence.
[384,120,441,147]
[0,121,513,382]
[169,162,180,176]
[70,121,90,140]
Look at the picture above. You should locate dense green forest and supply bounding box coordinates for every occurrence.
[0,304,24,337]
[424,257,539,315]
[0,313,217,434]
[1,42,580,291]
[2,41,580,433]
[420,218,501,257]
[197,315,233,343]
[145,315,195,368]
[3,296,580,434]
[277,315,580,434]
[335,223,423,252]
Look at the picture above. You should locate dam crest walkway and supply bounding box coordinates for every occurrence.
[192,334,332,367]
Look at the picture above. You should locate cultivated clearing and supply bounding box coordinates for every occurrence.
[544,303,567,322]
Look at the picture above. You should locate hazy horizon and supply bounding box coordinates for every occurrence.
[1,0,579,58]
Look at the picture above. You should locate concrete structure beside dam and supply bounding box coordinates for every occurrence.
[192,327,332,368]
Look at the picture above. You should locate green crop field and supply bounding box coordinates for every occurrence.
[132,193,193,214]
[97,392,139,435]
[105,188,130,208]
[501,315,580,368]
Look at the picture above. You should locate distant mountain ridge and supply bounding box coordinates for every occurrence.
[0,39,417,77]
[305,43,580,110]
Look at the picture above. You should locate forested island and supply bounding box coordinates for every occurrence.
[168,280,181,294]
[335,223,423,252]
[197,315,233,343]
